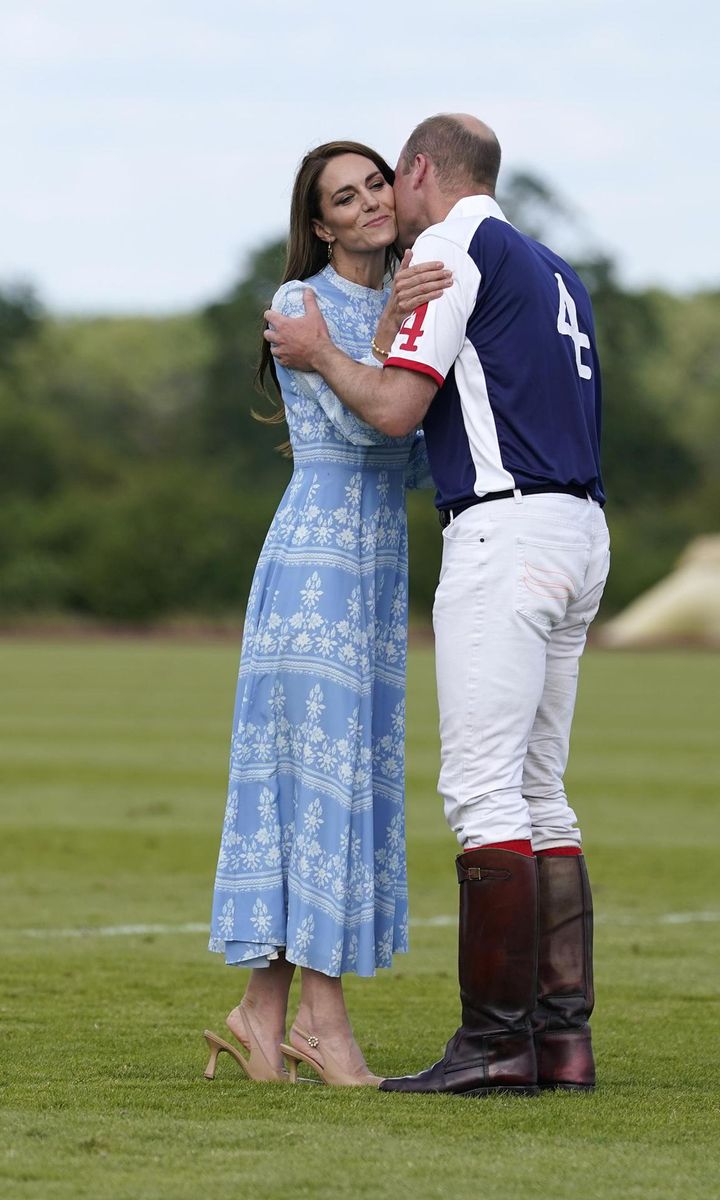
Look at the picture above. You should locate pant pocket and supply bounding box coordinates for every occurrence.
[515,537,590,630]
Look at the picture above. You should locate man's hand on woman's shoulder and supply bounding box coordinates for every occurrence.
[264,290,331,372]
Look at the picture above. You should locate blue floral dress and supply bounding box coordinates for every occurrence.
[208,263,430,977]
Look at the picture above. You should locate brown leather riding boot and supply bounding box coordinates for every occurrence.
[532,853,596,1091]
[379,848,539,1097]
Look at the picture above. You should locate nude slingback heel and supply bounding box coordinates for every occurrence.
[203,1004,291,1082]
[202,1029,291,1082]
[280,1025,383,1087]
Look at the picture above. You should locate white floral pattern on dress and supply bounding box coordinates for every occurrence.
[209,264,431,976]
[218,899,234,940]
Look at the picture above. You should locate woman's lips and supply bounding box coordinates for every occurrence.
[364,215,391,227]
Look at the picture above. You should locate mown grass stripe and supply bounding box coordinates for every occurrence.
[6,910,720,939]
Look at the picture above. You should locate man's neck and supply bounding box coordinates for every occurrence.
[428,187,494,226]
[401,188,497,248]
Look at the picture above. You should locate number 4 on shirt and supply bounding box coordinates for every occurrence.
[554,273,592,380]
[398,303,429,353]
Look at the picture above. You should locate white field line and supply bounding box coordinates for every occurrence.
[5,912,720,940]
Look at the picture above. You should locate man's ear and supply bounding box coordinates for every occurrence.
[413,154,429,190]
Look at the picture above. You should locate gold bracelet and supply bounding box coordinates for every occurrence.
[371,337,390,360]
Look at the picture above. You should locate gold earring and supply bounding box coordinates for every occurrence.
[327,241,334,262]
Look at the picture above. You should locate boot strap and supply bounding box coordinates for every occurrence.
[456,862,511,883]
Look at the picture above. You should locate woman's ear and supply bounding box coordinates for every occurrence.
[311,218,333,246]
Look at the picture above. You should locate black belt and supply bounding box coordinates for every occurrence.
[438,484,588,528]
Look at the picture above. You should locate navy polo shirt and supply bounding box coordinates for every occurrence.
[384,196,605,508]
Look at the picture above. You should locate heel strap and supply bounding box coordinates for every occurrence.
[291,1024,320,1050]
[236,1004,281,1074]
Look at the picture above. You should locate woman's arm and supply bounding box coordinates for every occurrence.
[272,282,388,446]
[371,252,452,362]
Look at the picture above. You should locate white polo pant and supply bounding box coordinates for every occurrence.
[432,492,610,850]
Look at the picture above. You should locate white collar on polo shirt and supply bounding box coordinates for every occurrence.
[445,195,509,223]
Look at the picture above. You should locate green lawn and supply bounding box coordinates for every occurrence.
[1,640,719,1199]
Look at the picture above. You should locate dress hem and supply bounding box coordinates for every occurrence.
[208,938,409,979]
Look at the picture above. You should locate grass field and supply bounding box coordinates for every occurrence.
[1,639,719,1200]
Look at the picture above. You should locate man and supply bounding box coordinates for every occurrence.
[265,113,610,1096]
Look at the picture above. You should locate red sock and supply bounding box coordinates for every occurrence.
[536,846,582,857]
[464,839,534,857]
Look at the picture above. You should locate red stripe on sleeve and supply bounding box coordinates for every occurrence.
[384,357,445,388]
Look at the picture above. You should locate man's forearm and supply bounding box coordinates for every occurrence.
[263,288,436,434]
[312,343,392,433]
[313,342,428,438]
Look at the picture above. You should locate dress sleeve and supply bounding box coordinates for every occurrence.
[405,431,434,491]
[272,282,389,446]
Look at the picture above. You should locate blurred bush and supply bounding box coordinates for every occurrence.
[0,177,717,625]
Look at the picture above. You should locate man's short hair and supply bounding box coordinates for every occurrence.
[401,114,501,195]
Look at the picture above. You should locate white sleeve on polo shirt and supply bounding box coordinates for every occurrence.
[384,233,481,386]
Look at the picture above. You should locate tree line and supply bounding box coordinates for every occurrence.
[0,174,718,624]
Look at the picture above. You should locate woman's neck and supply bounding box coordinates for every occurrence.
[330,247,385,291]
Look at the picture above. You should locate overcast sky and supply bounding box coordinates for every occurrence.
[1,0,716,314]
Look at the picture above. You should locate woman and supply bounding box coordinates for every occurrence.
[205,141,449,1087]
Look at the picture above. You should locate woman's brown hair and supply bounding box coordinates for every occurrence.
[256,140,399,417]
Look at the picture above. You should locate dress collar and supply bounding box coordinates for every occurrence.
[321,263,386,300]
